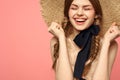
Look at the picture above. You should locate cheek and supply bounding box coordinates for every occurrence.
[68,10,76,18]
[86,11,95,19]
[68,10,73,18]
[86,12,96,25]
[68,10,71,17]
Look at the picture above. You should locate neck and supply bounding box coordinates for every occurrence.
[69,28,80,40]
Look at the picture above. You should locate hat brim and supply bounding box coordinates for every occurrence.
[40,0,64,26]
[99,0,120,36]
[40,0,120,36]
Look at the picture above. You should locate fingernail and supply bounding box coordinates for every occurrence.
[112,22,116,26]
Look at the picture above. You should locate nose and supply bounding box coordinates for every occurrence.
[77,8,84,16]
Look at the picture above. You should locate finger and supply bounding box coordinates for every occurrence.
[57,26,60,29]
[51,22,57,28]
[111,22,120,29]
[111,22,117,26]
[48,25,55,32]
[108,22,116,31]
[114,23,120,30]
[56,24,61,29]
[48,28,55,35]
[109,22,119,31]
[48,27,52,33]
[49,22,58,31]
[109,29,114,33]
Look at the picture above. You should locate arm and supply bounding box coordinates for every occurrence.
[93,22,120,80]
[49,22,73,80]
[56,35,73,80]
[92,39,118,80]
[108,41,118,76]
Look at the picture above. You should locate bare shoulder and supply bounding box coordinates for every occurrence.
[50,37,58,61]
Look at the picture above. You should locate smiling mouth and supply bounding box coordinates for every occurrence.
[74,18,87,25]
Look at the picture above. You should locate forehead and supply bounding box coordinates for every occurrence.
[72,0,92,6]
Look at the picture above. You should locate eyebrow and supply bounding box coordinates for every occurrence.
[71,4,92,7]
[71,4,78,7]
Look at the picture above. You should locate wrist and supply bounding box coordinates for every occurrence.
[102,37,110,46]
[58,34,66,41]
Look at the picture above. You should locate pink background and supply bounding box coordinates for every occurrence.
[0,0,120,80]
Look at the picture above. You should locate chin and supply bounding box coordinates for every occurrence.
[73,23,91,31]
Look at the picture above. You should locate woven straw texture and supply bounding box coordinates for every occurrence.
[99,0,120,36]
[40,0,120,35]
[41,0,64,26]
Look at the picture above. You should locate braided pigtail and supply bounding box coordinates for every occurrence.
[82,35,100,76]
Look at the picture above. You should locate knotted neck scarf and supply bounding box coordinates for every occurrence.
[73,25,100,80]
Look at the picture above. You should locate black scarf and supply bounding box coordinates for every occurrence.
[73,25,100,80]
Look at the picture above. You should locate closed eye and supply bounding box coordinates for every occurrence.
[83,5,93,11]
[70,4,78,10]
[84,8,92,10]
[70,7,78,10]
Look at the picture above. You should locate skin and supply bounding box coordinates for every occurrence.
[69,0,96,32]
[48,0,120,80]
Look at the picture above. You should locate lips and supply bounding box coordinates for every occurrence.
[74,18,87,25]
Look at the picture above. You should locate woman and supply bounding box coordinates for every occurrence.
[43,0,120,80]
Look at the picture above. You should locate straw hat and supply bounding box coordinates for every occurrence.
[99,0,120,36]
[40,0,120,35]
[40,0,64,26]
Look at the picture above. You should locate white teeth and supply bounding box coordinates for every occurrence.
[75,19,85,22]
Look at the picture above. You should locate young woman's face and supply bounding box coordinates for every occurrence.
[69,0,96,31]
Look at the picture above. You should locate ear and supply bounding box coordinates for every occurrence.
[94,15,100,25]
[94,15,98,19]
